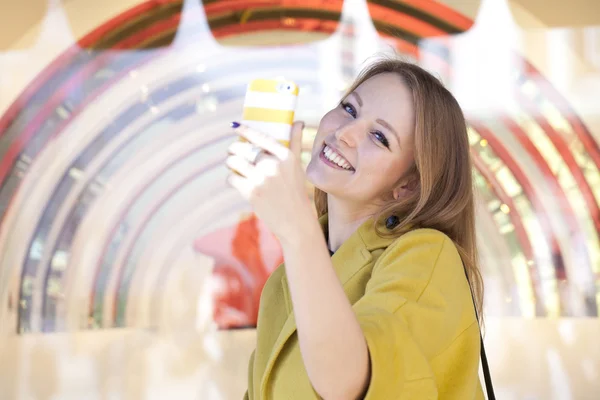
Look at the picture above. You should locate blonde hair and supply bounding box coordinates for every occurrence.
[314,57,484,321]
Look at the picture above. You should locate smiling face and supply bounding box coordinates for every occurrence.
[306,72,416,210]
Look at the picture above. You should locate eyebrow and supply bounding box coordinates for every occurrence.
[350,92,363,107]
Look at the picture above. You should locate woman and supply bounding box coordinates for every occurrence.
[227,58,486,399]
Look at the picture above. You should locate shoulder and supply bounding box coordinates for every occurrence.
[370,228,469,306]
[375,228,462,274]
[358,229,479,385]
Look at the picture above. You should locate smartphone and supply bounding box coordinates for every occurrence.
[242,78,299,147]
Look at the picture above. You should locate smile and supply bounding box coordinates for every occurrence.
[319,144,354,171]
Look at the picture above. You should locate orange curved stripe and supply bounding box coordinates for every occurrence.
[367,2,448,37]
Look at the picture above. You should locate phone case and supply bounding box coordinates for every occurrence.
[242,78,299,147]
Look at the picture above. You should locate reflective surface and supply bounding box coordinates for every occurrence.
[0,318,597,399]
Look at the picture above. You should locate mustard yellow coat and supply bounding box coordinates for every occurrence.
[245,215,484,399]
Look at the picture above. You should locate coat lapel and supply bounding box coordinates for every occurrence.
[259,214,396,396]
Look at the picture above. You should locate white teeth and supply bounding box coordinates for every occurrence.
[323,145,352,170]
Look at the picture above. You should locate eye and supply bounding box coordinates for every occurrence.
[340,102,357,118]
[371,131,390,148]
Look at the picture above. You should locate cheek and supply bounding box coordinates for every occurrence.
[311,111,338,154]
[315,110,340,138]
[359,152,412,190]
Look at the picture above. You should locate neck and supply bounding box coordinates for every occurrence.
[326,195,378,252]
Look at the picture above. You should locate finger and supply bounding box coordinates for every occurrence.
[228,141,260,164]
[227,174,253,199]
[228,140,254,156]
[226,155,259,180]
[229,141,276,166]
[231,122,288,160]
[289,121,305,157]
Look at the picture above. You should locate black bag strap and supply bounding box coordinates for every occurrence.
[474,307,495,400]
[462,262,495,399]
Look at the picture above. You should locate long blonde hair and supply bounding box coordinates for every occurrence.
[314,58,484,321]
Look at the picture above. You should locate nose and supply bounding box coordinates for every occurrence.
[334,120,362,147]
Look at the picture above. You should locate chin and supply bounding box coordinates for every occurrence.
[306,158,352,196]
[306,174,339,198]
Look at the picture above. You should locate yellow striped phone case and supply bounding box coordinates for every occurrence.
[242,78,299,147]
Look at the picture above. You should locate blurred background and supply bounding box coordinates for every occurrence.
[0,0,599,398]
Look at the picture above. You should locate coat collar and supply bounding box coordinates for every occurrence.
[319,213,396,285]
[260,213,396,395]
[319,213,397,252]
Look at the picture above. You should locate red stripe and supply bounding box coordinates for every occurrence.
[204,0,448,39]
[470,150,545,314]
[0,60,158,236]
[0,53,119,187]
[471,151,534,265]
[379,34,419,55]
[210,18,339,37]
[0,1,182,137]
[113,14,181,49]
[77,0,181,47]
[474,121,560,254]
[493,116,571,260]
[203,0,344,15]
[0,46,80,136]
[471,120,568,287]
[517,92,600,234]
[523,62,600,174]
[367,2,448,37]
[0,17,180,194]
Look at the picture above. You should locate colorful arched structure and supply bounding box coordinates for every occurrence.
[0,0,598,334]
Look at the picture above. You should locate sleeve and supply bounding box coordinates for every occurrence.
[352,230,476,400]
[243,349,256,400]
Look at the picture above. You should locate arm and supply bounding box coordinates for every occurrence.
[225,122,367,399]
[280,219,370,400]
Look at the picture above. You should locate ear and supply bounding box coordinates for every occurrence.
[393,178,418,200]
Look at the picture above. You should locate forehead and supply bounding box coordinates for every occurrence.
[354,72,411,106]
[353,72,415,138]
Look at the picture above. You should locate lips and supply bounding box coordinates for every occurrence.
[320,143,354,171]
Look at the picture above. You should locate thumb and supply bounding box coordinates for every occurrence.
[289,121,305,156]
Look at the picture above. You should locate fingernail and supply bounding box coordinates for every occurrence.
[230,121,240,128]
